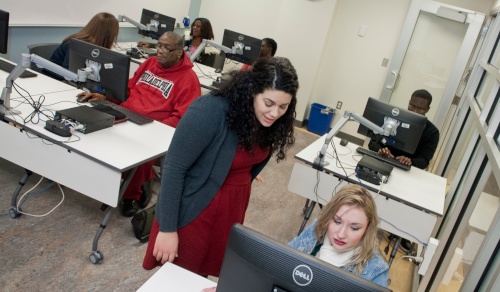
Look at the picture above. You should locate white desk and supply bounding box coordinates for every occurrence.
[1,63,175,263]
[288,135,446,249]
[1,62,77,98]
[138,263,216,292]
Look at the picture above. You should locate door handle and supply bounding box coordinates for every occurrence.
[386,71,398,89]
[394,72,401,90]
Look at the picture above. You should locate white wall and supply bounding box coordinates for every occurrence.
[199,0,337,122]
[200,0,494,139]
[438,0,493,13]
[491,0,500,11]
[310,0,412,139]
[3,1,190,26]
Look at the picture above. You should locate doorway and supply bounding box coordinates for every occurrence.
[379,1,484,169]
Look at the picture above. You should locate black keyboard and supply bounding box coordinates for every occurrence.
[356,147,411,171]
[90,100,154,125]
[0,59,38,78]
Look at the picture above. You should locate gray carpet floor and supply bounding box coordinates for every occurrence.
[0,128,320,291]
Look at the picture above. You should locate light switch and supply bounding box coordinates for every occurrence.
[358,25,367,37]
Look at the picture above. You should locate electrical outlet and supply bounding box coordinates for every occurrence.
[336,101,343,110]
[382,58,389,67]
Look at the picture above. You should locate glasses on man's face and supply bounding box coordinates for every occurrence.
[408,103,429,113]
[156,44,178,53]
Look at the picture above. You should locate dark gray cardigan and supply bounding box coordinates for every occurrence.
[156,94,271,232]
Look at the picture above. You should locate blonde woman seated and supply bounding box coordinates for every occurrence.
[288,184,389,287]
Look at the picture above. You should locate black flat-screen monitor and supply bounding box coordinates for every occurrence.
[221,29,261,65]
[217,224,391,292]
[139,8,175,40]
[0,10,9,54]
[68,39,130,102]
[357,97,427,154]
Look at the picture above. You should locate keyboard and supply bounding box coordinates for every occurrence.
[0,59,38,78]
[90,100,154,125]
[356,147,411,171]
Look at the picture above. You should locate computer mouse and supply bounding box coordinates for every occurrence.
[76,95,89,103]
[340,139,348,146]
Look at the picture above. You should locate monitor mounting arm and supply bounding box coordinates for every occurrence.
[190,39,240,62]
[117,15,159,39]
[1,53,90,115]
[313,111,394,170]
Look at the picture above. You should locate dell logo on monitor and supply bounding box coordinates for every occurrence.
[91,49,100,58]
[391,108,400,116]
[238,35,244,41]
[154,14,159,19]
[292,265,313,286]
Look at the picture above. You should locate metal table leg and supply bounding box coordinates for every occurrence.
[388,236,402,267]
[9,169,33,218]
[298,201,316,235]
[89,166,137,264]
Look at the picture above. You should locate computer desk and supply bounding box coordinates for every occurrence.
[114,42,221,93]
[288,135,446,267]
[0,65,175,263]
[137,263,216,292]
[1,58,77,97]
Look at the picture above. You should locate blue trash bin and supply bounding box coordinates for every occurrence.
[307,103,335,135]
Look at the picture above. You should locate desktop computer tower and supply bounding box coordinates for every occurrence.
[55,106,114,134]
[356,156,393,185]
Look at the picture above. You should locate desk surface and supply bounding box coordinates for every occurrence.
[1,64,175,207]
[5,89,174,172]
[295,135,446,216]
[138,263,216,292]
[1,63,77,98]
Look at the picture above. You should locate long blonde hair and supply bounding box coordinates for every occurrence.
[63,12,119,49]
[314,184,383,275]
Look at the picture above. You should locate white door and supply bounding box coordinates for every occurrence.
[380,0,484,131]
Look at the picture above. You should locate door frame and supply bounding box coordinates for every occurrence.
[379,0,485,132]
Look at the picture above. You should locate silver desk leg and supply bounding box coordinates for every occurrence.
[89,166,137,264]
[9,169,33,218]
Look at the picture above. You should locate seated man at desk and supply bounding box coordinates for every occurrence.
[240,38,277,71]
[77,31,201,216]
[369,89,439,252]
[368,89,439,170]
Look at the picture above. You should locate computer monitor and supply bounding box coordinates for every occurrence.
[221,29,261,65]
[68,39,130,102]
[139,8,175,40]
[217,224,391,292]
[0,10,9,54]
[357,97,427,154]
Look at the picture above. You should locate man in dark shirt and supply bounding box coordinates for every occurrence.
[368,89,440,170]
[369,89,439,253]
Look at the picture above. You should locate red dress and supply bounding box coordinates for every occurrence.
[143,145,270,277]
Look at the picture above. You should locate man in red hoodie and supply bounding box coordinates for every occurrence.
[77,31,201,216]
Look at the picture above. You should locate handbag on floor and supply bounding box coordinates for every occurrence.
[131,204,155,242]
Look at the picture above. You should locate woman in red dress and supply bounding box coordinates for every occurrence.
[143,57,299,277]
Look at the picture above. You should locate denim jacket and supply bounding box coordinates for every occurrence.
[288,219,389,287]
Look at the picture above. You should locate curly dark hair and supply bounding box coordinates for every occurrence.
[212,57,299,162]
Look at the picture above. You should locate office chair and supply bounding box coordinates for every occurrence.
[27,43,60,73]
[212,51,226,71]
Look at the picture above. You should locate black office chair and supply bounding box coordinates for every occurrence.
[27,43,60,73]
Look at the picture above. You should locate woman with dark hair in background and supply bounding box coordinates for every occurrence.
[184,17,216,66]
[143,57,299,278]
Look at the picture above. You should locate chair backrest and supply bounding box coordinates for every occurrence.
[27,43,60,72]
